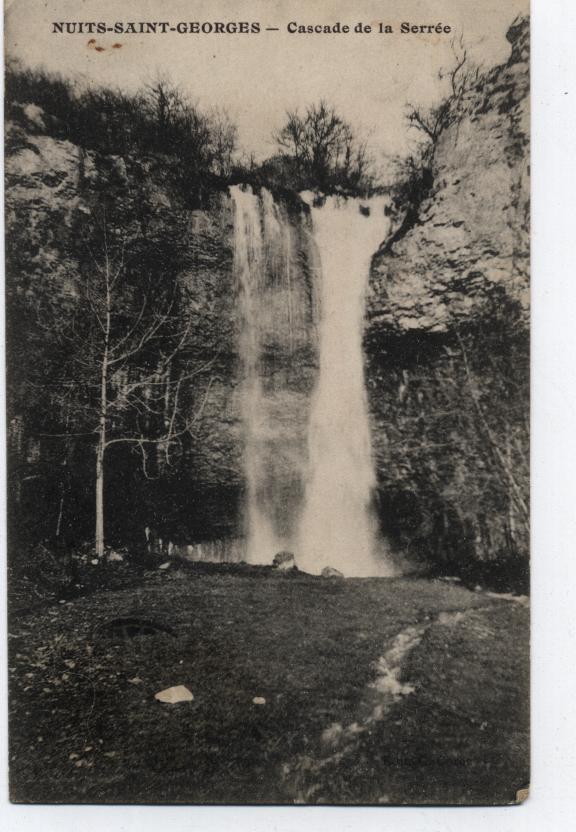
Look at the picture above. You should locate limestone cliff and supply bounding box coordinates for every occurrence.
[365,18,529,583]
[368,18,529,334]
[5,122,244,542]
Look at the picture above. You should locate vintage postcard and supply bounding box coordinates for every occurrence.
[4,0,529,805]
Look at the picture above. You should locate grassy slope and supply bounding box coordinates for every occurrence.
[8,565,529,805]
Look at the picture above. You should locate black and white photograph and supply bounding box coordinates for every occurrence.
[4,0,530,807]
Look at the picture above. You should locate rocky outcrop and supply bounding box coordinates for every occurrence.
[364,18,530,582]
[368,19,529,335]
[272,551,297,571]
[5,123,243,542]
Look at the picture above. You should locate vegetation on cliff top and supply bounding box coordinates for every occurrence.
[6,63,380,199]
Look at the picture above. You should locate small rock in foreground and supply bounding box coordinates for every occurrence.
[272,551,296,571]
[252,696,266,705]
[321,566,344,579]
[108,551,124,562]
[154,685,194,704]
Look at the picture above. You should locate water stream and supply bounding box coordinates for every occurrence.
[231,186,392,576]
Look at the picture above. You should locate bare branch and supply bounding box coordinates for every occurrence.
[455,331,529,520]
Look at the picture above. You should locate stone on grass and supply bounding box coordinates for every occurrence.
[108,550,124,562]
[321,566,344,579]
[252,696,266,705]
[158,562,171,570]
[272,551,296,571]
[154,685,194,704]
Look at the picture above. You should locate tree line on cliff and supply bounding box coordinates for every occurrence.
[6,63,382,198]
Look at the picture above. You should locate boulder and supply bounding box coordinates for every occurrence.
[321,566,344,579]
[11,102,47,134]
[154,685,194,704]
[272,551,296,571]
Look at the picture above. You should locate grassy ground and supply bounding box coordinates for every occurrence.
[8,563,529,805]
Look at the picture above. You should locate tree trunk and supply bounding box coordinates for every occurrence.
[95,434,105,558]
[95,248,111,558]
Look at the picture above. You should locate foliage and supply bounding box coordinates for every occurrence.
[367,294,529,587]
[387,38,483,237]
[5,65,238,199]
[272,100,377,194]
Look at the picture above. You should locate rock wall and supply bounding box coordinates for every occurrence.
[368,19,528,334]
[365,18,529,582]
[5,121,239,543]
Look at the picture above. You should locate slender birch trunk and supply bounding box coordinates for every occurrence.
[95,244,111,558]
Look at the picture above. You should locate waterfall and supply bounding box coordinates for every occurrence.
[297,194,393,577]
[231,185,392,577]
[230,185,309,563]
[231,185,278,562]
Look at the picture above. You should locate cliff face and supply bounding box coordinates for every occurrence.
[5,123,245,543]
[5,124,317,547]
[365,19,529,581]
[5,21,529,582]
[368,20,529,335]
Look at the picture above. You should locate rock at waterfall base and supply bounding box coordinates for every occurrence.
[154,685,194,704]
[272,551,296,571]
[321,566,345,579]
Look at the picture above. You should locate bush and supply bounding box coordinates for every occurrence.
[5,65,238,199]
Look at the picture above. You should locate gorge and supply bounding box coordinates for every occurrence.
[5,17,529,588]
[4,4,532,809]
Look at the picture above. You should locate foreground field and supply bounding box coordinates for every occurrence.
[9,564,529,805]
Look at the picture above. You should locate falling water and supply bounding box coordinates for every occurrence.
[231,185,392,576]
[297,194,393,577]
[231,185,277,562]
[230,185,310,563]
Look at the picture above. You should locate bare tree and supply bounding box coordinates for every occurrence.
[208,107,238,177]
[143,73,187,145]
[406,36,481,154]
[142,73,238,177]
[387,36,482,240]
[454,330,529,526]
[275,100,374,191]
[38,213,210,557]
